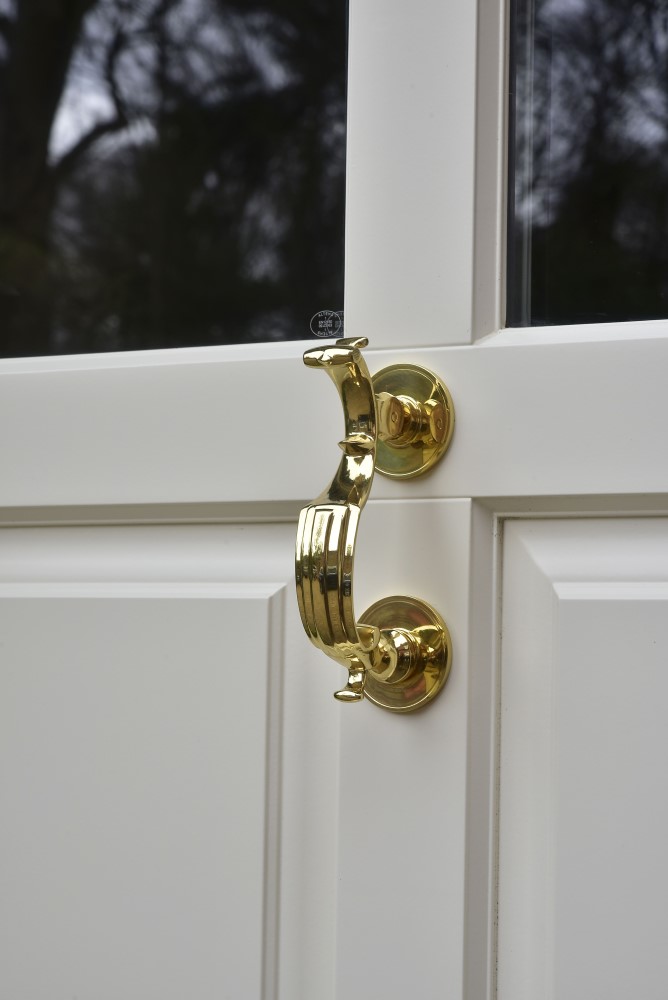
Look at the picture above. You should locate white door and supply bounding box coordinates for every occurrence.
[2,2,668,999]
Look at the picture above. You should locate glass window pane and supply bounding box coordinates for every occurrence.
[508,0,668,327]
[0,0,347,356]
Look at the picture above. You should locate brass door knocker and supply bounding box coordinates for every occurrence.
[295,336,455,712]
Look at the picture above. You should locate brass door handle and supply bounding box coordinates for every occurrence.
[295,336,455,713]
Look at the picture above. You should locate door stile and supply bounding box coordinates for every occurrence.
[463,501,503,1000]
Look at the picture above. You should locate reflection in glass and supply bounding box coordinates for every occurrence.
[508,0,668,326]
[0,0,347,356]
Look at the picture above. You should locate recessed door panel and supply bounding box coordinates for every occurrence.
[498,519,668,1000]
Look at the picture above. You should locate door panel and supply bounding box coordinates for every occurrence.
[0,522,340,999]
[2,590,274,997]
[498,520,668,1000]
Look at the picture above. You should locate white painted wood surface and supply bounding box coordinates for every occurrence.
[2,1,668,998]
[4,325,668,508]
[1,585,278,998]
[345,1,478,345]
[0,525,341,1000]
[335,500,499,1000]
[498,521,668,1000]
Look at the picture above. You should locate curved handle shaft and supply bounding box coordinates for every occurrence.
[295,337,383,700]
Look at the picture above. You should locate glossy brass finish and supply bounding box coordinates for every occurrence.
[360,597,451,712]
[295,336,453,712]
[374,364,454,479]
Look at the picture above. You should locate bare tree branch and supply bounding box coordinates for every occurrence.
[52,114,127,182]
[52,24,129,183]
